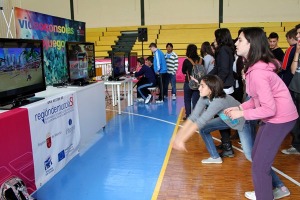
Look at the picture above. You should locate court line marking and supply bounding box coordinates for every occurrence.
[107,108,300,188]
[151,108,184,200]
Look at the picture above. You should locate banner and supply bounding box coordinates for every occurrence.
[0,108,36,193]
[26,91,80,188]
[14,7,86,85]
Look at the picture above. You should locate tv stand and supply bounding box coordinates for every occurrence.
[72,80,90,86]
[0,96,44,110]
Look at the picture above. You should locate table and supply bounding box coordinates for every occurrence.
[0,82,107,190]
[104,77,133,114]
[35,81,106,151]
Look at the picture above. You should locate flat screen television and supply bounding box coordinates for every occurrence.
[66,42,95,86]
[0,38,46,109]
[110,52,126,81]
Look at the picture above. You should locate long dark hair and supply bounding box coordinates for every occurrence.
[186,44,200,62]
[241,27,280,73]
[214,28,235,54]
[200,41,214,58]
[201,75,226,100]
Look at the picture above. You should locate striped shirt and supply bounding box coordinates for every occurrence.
[165,51,179,75]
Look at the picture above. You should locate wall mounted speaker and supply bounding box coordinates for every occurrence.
[138,28,148,42]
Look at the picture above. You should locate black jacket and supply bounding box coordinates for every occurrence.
[209,45,235,88]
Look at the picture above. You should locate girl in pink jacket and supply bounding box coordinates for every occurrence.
[225,27,298,200]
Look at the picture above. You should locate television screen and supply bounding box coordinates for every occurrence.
[0,38,46,108]
[111,52,126,80]
[66,42,95,85]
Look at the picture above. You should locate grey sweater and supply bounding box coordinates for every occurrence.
[188,95,245,131]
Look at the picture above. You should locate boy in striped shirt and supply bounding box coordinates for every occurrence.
[165,43,179,100]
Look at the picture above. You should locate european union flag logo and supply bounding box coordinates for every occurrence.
[58,150,65,162]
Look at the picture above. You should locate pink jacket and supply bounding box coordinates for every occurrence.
[241,61,298,123]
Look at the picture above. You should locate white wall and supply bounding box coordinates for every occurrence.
[20,0,71,19]
[73,0,141,27]
[1,0,300,33]
[223,0,300,22]
[144,0,219,25]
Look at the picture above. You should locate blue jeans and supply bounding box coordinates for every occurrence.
[199,117,254,160]
[137,82,154,99]
[199,117,284,188]
[168,73,176,95]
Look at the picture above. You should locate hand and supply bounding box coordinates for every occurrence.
[224,106,239,115]
[227,110,244,120]
[190,76,199,83]
[172,138,188,152]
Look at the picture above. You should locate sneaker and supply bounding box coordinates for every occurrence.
[245,188,280,200]
[273,187,290,199]
[281,146,300,155]
[155,99,164,103]
[201,157,222,164]
[136,98,144,102]
[145,94,152,104]
[245,191,256,200]
[172,94,176,100]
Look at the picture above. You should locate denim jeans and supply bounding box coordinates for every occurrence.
[199,117,254,160]
[199,117,285,188]
[161,73,169,98]
[168,73,176,95]
[137,82,154,99]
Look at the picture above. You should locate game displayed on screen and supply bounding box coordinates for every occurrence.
[0,47,43,93]
[67,43,95,81]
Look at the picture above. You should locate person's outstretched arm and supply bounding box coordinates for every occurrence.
[172,119,198,152]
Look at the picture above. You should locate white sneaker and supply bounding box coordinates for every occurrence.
[172,94,176,100]
[281,146,300,155]
[245,191,256,200]
[155,99,164,103]
[136,98,144,102]
[245,191,277,200]
[201,157,222,164]
[145,94,152,104]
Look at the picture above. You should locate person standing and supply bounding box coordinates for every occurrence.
[181,44,201,120]
[278,28,297,87]
[282,24,300,155]
[225,27,298,200]
[165,43,179,100]
[149,43,168,103]
[200,41,215,73]
[268,32,285,62]
[209,28,236,158]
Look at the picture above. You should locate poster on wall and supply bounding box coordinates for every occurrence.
[14,7,86,85]
[26,91,80,188]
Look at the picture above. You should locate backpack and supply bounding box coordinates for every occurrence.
[187,58,206,90]
[0,177,35,200]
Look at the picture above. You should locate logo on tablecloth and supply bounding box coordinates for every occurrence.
[46,132,52,148]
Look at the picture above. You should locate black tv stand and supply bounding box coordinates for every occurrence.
[72,79,90,86]
[0,96,44,110]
